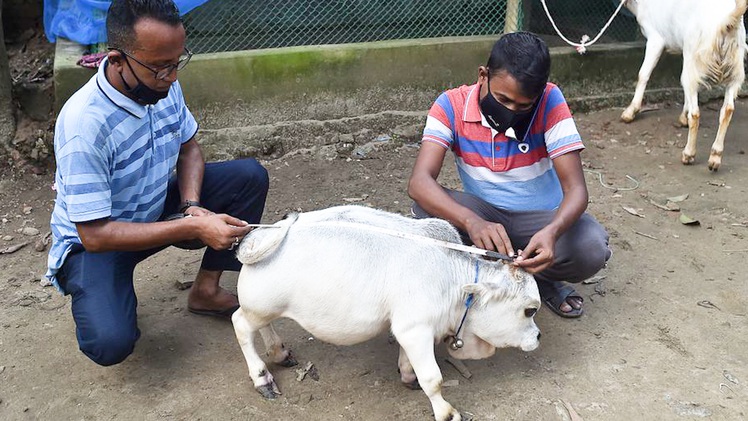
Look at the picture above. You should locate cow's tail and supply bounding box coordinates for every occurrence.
[726,0,748,34]
[236,213,299,265]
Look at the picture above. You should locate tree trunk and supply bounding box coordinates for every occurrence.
[0,0,17,152]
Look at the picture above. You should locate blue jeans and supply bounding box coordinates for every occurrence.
[56,159,269,366]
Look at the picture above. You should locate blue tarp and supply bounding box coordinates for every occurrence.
[44,0,210,45]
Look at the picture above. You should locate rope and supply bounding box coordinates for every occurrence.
[452,260,481,349]
[583,169,640,191]
[539,0,628,54]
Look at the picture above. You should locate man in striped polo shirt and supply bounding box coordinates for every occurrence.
[46,0,269,366]
[408,32,610,318]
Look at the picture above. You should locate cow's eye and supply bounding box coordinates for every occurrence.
[524,308,537,317]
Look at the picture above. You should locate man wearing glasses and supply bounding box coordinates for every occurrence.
[46,0,269,366]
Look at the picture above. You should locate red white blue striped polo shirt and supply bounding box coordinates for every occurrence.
[422,82,584,211]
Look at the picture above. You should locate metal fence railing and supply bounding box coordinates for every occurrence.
[182,0,642,55]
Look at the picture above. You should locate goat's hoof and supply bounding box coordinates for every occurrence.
[681,154,695,165]
[708,161,721,172]
[256,384,280,399]
[708,152,722,171]
[620,109,636,123]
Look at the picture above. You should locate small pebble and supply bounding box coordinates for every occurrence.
[21,227,40,236]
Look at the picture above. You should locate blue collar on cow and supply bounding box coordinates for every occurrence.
[449,260,480,350]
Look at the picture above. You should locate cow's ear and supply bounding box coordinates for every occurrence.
[462,283,487,296]
[462,282,501,298]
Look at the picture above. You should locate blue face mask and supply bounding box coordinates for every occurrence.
[479,76,534,134]
[119,58,170,105]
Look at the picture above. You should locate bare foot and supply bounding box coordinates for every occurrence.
[187,269,238,312]
[558,297,583,313]
[188,286,238,312]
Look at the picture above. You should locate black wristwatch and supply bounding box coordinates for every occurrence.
[178,200,201,213]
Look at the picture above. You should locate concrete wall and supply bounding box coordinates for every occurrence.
[54,36,687,160]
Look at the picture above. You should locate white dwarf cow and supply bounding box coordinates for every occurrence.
[621,0,747,171]
[232,205,541,421]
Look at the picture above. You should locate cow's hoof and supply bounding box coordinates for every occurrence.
[402,379,421,390]
[438,410,462,421]
[277,351,298,368]
[256,384,280,399]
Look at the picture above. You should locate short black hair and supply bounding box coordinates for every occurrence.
[486,32,551,98]
[107,0,182,51]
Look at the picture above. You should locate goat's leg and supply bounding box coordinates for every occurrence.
[232,310,282,399]
[678,102,689,127]
[681,63,700,165]
[395,330,460,421]
[708,84,740,171]
[622,37,665,123]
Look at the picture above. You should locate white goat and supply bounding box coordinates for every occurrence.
[621,0,747,171]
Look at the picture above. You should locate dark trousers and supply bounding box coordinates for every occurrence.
[411,189,611,292]
[57,159,269,366]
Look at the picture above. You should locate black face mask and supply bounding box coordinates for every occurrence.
[479,77,534,135]
[120,58,169,105]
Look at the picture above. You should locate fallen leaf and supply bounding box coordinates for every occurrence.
[707,180,726,187]
[667,194,689,202]
[679,213,700,226]
[560,400,584,421]
[0,242,29,254]
[648,199,679,212]
[445,357,473,379]
[723,370,740,385]
[697,300,719,310]
[622,206,645,218]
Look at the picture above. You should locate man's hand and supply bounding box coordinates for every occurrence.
[465,217,514,257]
[197,214,253,250]
[183,205,213,217]
[513,228,556,273]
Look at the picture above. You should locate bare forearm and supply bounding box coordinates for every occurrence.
[545,185,588,239]
[77,219,202,252]
[177,139,205,203]
[545,151,589,239]
[408,174,480,231]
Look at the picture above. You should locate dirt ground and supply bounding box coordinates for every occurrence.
[1,94,747,421]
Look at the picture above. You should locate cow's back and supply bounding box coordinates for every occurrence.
[236,206,467,343]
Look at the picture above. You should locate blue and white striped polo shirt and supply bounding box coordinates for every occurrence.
[46,58,198,289]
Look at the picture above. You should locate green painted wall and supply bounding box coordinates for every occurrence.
[57,36,694,125]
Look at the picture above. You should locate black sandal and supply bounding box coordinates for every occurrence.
[538,281,584,318]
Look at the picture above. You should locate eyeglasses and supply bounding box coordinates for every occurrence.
[110,47,193,80]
